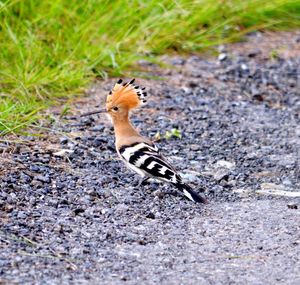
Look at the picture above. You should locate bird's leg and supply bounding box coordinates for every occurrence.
[137,177,150,187]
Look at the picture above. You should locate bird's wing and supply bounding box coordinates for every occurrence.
[118,142,182,184]
[118,141,208,204]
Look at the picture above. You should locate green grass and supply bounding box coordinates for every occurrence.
[1,0,300,135]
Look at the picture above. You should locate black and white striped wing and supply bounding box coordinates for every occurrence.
[118,142,208,203]
[118,142,182,184]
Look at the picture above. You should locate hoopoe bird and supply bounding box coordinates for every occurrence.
[82,79,208,203]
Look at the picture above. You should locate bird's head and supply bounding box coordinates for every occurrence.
[105,79,147,121]
[80,79,147,120]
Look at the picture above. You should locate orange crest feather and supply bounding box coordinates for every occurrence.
[106,79,147,110]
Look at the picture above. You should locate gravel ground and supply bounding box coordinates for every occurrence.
[1,31,300,284]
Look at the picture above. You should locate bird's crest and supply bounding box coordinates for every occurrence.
[106,79,147,110]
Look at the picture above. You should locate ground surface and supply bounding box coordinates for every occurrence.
[1,31,300,285]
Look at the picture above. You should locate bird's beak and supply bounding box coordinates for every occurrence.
[80,109,106,117]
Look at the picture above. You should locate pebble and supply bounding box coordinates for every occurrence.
[17,211,27,219]
[215,160,235,170]
[213,168,230,182]
[287,204,298,209]
[218,53,227,61]
[240,63,249,71]
[35,175,51,183]
[53,149,74,157]
[60,137,68,144]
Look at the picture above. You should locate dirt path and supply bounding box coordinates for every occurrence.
[1,31,300,285]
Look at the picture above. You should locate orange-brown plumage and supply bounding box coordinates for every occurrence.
[106,79,145,111]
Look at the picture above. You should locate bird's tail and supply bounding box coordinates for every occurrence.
[174,183,208,204]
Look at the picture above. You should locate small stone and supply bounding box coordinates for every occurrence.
[17,211,27,219]
[60,137,68,144]
[215,160,235,170]
[146,212,155,219]
[153,190,165,199]
[287,204,298,210]
[213,168,230,182]
[240,63,249,71]
[218,53,227,61]
[53,149,74,157]
[35,175,51,183]
[56,182,64,190]
[101,208,112,215]
[181,87,192,95]
[29,165,41,172]
[74,208,85,215]
[190,144,200,151]
[282,179,293,187]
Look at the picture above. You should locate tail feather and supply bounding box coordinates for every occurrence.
[175,183,208,204]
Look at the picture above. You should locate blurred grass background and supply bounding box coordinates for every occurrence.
[1,0,300,135]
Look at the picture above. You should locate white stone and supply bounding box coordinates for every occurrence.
[218,53,227,61]
[53,149,74,157]
[215,160,235,169]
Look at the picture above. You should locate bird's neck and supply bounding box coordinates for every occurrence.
[113,115,140,138]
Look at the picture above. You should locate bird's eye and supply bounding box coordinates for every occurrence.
[112,107,119,111]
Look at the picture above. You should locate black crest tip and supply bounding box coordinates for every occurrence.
[117,79,123,84]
